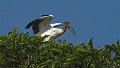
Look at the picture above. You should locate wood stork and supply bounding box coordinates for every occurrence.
[25,15,76,42]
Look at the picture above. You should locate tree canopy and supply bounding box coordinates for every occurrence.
[0,27,120,68]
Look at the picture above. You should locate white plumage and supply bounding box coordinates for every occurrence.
[25,15,76,42]
[37,28,64,41]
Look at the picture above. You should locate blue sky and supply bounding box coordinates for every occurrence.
[0,0,120,46]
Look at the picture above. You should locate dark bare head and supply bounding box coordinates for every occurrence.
[63,21,76,36]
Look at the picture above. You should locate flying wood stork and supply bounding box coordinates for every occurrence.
[25,15,76,42]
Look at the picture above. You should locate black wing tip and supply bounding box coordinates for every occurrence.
[25,23,32,29]
[25,24,32,29]
[41,15,53,17]
[25,26,28,29]
[25,19,38,29]
[41,15,50,16]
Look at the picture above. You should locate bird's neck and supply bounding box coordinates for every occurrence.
[62,27,67,32]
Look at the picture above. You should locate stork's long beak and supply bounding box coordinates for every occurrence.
[68,25,76,36]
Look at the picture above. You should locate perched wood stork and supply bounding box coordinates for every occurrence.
[25,15,76,42]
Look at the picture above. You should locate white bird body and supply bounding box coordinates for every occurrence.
[25,15,76,42]
[35,28,64,41]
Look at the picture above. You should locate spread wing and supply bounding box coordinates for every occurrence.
[25,19,43,34]
[25,15,54,34]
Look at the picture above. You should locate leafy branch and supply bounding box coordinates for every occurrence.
[0,27,120,68]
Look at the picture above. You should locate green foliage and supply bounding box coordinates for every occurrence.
[0,27,120,68]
